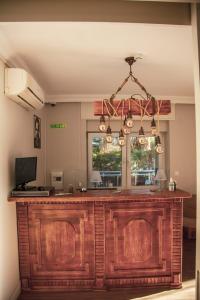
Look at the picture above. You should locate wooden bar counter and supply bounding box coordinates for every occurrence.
[9,189,191,292]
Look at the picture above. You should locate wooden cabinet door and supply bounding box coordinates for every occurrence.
[105,202,172,282]
[28,203,95,281]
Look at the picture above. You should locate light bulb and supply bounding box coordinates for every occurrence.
[126,119,134,128]
[151,128,157,136]
[106,125,112,143]
[155,135,164,154]
[155,144,164,154]
[99,123,106,132]
[138,126,147,145]
[151,117,157,136]
[106,134,112,143]
[138,136,147,145]
[123,127,131,135]
[122,119,131,135]
[118,129,125,146]
[99,115,106,132]
[125,110,134,128]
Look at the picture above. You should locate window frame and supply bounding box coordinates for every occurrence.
[87,131,166,189]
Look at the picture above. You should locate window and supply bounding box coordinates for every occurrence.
[129,136,158,187]
[88,132,164,189]
[88,133,122,188]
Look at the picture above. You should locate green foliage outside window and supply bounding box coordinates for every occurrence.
[92,137,121,171]
[131,137,157,171]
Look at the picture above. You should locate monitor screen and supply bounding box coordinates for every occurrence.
[15,157,37,187]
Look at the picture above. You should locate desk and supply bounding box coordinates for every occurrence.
[9,189,191,291]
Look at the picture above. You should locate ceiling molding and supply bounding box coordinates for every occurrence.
[0,30,31,71]
[133,0,197,3]
[0,29,40,83]
[0,0,191,25]
[46,94,194,104]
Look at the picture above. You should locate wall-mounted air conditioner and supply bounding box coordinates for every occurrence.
[5,68,45,110]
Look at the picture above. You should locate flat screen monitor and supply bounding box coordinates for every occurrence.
[15,157,37,188]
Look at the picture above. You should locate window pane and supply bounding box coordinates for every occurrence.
[89,135,122,188]
[130,136,158,186]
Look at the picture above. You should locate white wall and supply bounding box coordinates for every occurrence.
[46,102,196,194]
[169,104,196,194]
[0,59,46,300]
[46,103,87,189]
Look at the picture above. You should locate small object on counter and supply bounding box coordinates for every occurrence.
[80,187,87,192]
[174,180,177,191]
[78,182,82,189]
[68,184,74,193]
[55,192,72,196]
[108,181,113,188]
[168,177,176,191]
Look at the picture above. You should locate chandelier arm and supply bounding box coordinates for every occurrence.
[106,99,119,116]
[143,98,152,117]
[129,98,148,117]
[101,99,104,115]
[115,100,123,117]
[156,100,162,133]
[109,74,131,103]
[130,74,152,100]
[131,93,146,101]
[104,99,112,117]
[122,99,125,123]
[139,100,144,124]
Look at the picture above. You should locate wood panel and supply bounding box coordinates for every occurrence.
[27,203,95,290]
[105,202,172,287]
[94,99,171,116]
[15,192,189,291]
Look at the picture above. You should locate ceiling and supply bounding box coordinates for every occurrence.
[0,22,194,103]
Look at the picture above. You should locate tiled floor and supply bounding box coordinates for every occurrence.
[18,239,196,300]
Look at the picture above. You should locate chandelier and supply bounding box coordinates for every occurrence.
[94,56,171,154]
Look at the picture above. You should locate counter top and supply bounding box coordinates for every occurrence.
[8,189,192,203]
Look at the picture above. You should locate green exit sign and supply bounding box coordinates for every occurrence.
[50,123,66,128]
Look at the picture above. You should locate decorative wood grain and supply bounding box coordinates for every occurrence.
[94,99,171,116]
[124,219,152,262]
[105,276,172,288]
[105,203,170,284]
[28,204,95,281]
[13,191,191,291]
[9,189,191,204]
[94,202,105,288]
[17,203,30,290]
[171,199,183,288]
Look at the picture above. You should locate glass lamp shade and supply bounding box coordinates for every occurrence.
[155,169,167,181]
[90,170,102,187]
[99,115,106,132]
[118,129,125,146]
[125,110,134,128]
[106,125,113,143]
[154,169,167,190]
